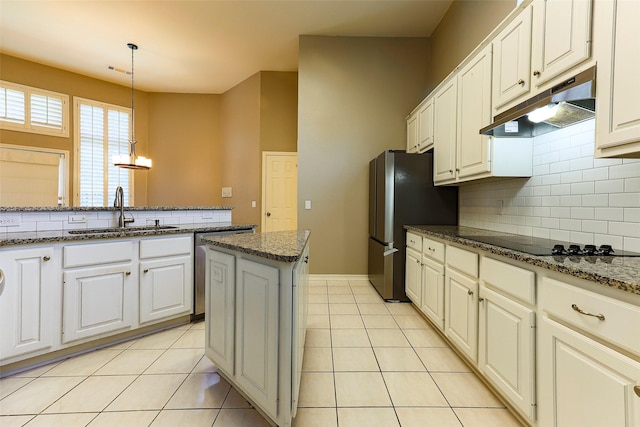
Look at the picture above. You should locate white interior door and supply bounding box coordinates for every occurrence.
[262,152,297,232]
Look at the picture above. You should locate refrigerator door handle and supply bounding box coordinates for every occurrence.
[383,247,399,256]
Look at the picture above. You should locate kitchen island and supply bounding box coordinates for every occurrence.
[202,230,310,427]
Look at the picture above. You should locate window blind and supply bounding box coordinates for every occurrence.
[0,81,68,137]
[75,98,132,207]
[0,147,62,207]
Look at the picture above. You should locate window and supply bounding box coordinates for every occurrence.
[0,144,69,207]
[74,97,133,207]
[0,81,69,137]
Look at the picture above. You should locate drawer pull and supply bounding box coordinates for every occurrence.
[635,386,640,398]
[42,256,51,261]
[571,304,605,321]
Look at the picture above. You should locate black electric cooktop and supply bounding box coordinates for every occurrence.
[457,233,640,257]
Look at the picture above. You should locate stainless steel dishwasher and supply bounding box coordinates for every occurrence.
[193,227,254,321]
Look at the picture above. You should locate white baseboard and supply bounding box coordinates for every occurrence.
[309,274,370,281]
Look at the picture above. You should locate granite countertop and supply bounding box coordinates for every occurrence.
[406,225,640,296]
[0,223,257,247]
[0,206,233,212]
[203,230,311,263]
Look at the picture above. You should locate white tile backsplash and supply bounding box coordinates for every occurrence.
[0,209,233,233]
[459,119,640,251]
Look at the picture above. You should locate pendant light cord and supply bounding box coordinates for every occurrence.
[128,43,138,156]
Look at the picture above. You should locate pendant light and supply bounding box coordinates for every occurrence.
[113,42,152,170]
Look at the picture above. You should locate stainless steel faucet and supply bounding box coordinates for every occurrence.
[114,186,134,228]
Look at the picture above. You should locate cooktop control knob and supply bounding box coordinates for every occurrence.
[567,244,583,255]
[598,244,614,255]
[583,244,597,255]
[552,244,566,255]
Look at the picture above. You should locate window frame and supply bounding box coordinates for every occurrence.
[0,80,69,137]
[73,96,134,207]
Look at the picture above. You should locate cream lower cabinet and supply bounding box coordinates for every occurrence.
[62,241,135,344]
[205,249,236,374]
[405,247,422,304]
[444,267,479,362]
[139,236,193,325]
[479,287,536,422]
[205,241,309,427]
[0,246,56,361]
[235,258,279,418]
[420,238,446,331]
[479,257,536,423]
[539,276,640,427]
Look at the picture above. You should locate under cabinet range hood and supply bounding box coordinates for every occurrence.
[480,66,596,138]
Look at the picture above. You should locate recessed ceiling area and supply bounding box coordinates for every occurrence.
[0,0,453,94]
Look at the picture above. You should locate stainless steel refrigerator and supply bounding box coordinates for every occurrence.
[368,150,458,301]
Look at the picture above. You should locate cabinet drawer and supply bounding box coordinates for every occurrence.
[406,232,422,252]
[64,241,133,268]
[446,245,478,278]
[140,235,193,259]
[541,277,640,355]
[423,238,445,263]
[481,257,535,305]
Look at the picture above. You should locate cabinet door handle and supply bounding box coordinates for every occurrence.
[143,269,149,273]
[304,256,309,264]
[571,304,605,321]
[125,271,131,276]
[42,256,51,261]
[479,297,485,302]
[518,79,525,86]
[634,385,640,398]
[533,70,540,77]
[468,290,473,296]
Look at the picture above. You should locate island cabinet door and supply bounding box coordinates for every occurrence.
[205,250,236,375]
[235,258,279,420]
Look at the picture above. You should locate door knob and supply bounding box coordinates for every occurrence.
[266,212,271,217]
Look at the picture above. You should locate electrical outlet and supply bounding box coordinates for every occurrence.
[0,216,21,226]
[496,199,504,215]
[251,201,257,208]
[221,187,232,198]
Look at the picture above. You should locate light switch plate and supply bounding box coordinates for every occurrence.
[221,187,232,198]
[305,200,312,210]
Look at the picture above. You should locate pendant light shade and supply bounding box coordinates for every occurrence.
[113,42,152,170]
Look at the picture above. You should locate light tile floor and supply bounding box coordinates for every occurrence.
[0,279,523,426]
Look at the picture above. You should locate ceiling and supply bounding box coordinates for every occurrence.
[0,0,453,94]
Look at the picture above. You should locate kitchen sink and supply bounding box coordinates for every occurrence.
[68,225,178,234]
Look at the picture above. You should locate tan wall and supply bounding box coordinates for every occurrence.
[0,54,150,205]
[147,93,222,206]
[260,71,298,153]
[220,71,298,229]
[427,0,516,91]
[298,36,431,274]
[220,73,262,227]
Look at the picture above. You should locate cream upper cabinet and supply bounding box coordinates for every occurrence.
[456,45,493,180]
[417,97,434,152]
[433,78,458,183]
[406,112,418,153]
[492,4,533,112]
[407,97,435,154]
[595,0,640,157]
[530,0,593,88]
[492,0,593,115]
